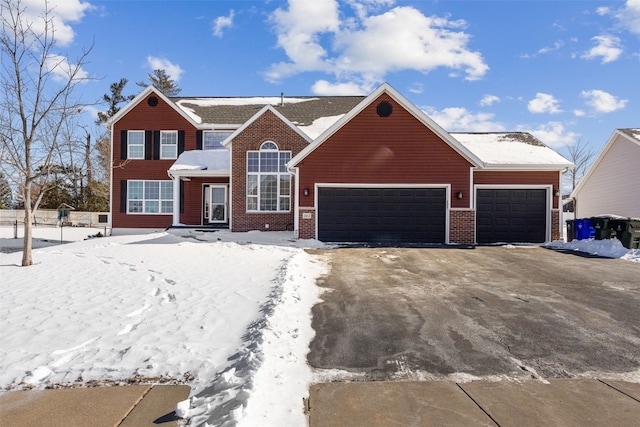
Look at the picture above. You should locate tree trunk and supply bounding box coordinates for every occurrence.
[21,186,33,266]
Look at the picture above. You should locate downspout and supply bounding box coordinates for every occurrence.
[167,170,180,226]
[291,166,299,238]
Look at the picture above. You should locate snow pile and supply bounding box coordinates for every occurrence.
[169,149,230,173]
[0,227,328,426]
[545,238,640,262]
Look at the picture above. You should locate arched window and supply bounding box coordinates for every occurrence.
[246,141,291,212]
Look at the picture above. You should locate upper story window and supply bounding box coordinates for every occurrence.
[127,131,145,159]
[203,130,233,150]
[160,131,178,159]
[246,141,291,212]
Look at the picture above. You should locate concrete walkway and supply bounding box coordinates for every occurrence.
[0,385,190,427]
[308,379,640,427]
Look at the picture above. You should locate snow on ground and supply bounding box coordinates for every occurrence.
[0,225,328,426]
[545,237,640,262]
[1,225,638,426]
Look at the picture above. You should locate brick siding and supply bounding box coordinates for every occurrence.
[449,209,475,245]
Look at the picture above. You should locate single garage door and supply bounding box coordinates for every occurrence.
[317,187,446,244]
[476,188,547,244]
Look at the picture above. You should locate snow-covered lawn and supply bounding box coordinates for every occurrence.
[1,226,637,426]
[0,226,328,426]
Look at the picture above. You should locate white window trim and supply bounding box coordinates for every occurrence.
[246,142,292,213]
[127,130,145,159]
[160,130,178,159]
[127,179,174,215]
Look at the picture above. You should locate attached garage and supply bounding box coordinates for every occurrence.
[317,187,447,244]
[476,188,548,244]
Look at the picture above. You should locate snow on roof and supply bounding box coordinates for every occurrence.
[452,132,573,168]
[169,149,229,173]
[176,97,318,107]
[620,128,640,142]
[296,114,345,139]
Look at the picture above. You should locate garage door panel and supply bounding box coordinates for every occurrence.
[318,187,446,243]
[477,189,547,244]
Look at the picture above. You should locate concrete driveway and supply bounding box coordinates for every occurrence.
[308,246,640,380]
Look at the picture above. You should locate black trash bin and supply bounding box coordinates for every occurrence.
[591,217,614,240]
[566,219,575,241]
[610,218,640,249]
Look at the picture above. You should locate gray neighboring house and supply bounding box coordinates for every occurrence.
[571,128,640,218]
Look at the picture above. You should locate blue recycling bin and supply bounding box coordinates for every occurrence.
[575,218,595,240]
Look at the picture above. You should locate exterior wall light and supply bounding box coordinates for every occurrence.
[554,189,560,197]
[456,191,463,199]
[303,188,310,197]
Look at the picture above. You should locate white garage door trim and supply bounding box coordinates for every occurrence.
[474,184,552,244]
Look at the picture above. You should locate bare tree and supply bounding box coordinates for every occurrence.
[0,0,92,266]
[563,139,596,192]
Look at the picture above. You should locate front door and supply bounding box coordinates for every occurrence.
[203,185,228,224]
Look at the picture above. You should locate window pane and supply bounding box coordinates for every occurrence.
[128,181,143,198]
[129,201,143,213]
[145,201,159,213]
[279,196,290,211]
[247,152,259,172]
[260,152,278,172]
[160,182,173,199]
[260,175,277,211]
[145,181,159,199]
[204,131,232,150]
[279,175,290,195]
[279,152,291,172]
[247,196,257,211]
[161,201,173,213]
[128,131,144,159]
[161,145,177,159]
[247,175,258,196]
[261,141,277,150]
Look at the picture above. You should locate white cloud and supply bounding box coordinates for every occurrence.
[212,10,234,38]
[573,109,586,117]
[581,89,628,113]
[616,0,640,35]
[522,122,579,148]
[479,94,500,107]
[538,41,564,55]
[311,80,370,95]
[267,1,488,89]
[423,106,505,132]
[45,54,89,83]
[2,0,93,47]
[581,35,623,63]
[528,93,562,114]
[408,82,424,94]
[596,7,611,16]
[146,56,185,82]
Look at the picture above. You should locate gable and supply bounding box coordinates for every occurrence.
[290,83,483,169]
[294,92,474,184]
[572,129,640,198]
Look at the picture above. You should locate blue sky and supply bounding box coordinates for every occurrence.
[27,0,640,157]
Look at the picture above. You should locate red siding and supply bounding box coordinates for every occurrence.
[230,110,309,232]
[296,95,473,209]
[181,177,229,226]
[112,94,203,228]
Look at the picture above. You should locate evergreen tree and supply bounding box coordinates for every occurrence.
[137,69,181,96]
[96,78,135,124]
[0,172,12,208]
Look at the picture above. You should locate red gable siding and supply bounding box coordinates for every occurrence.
[112,93,199,228]
[296,94,473,208]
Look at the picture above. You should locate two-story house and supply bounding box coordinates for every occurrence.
[109,83,572,245]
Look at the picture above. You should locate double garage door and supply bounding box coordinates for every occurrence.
[317,187,548,244]
[317,187,446,244]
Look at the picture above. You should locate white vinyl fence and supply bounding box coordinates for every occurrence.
[0,209,110,227]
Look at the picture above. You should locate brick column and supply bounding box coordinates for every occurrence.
[449,209,475,245]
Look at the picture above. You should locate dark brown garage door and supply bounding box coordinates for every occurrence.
[317,187,446,244]
[476,189,547,244]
